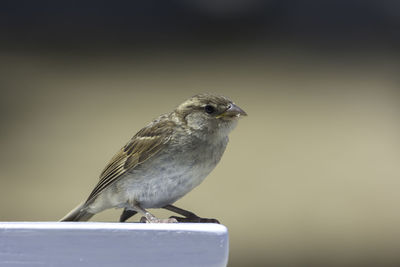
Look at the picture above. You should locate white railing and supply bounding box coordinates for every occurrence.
[0,222,229,267]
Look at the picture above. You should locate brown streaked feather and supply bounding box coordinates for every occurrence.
[84,115,175,204]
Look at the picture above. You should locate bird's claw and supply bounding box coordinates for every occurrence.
[169,216,220,224]
[140,216,178,223]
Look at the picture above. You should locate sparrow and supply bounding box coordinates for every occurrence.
[60,93,247,223]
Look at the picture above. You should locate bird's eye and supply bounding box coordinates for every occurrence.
[204,105,215,114]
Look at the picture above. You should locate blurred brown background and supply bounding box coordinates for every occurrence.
[1,1,400,266]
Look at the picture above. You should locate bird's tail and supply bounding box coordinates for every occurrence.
[59,202,94,222]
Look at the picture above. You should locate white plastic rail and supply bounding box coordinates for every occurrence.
[0,222,229,267]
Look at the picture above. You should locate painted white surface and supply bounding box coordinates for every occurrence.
[0,222,229,267]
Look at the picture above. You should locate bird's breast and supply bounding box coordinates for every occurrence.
[118,136,228,208]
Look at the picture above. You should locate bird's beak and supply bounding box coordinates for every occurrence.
[217,103,247,118]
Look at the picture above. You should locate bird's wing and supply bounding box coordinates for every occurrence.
[85,116,175,204]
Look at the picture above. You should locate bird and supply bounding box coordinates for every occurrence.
[60,93,247,223]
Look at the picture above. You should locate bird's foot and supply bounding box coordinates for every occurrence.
[169,216,220,224]
[140,216,178,223]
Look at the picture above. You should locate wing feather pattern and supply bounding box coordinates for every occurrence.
[84,116,175,204]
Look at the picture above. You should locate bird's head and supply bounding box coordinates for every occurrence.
[173,93,247,139]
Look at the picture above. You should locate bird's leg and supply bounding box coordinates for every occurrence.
[163,204,220,224]
[131,203,177,223]
[163,204,198,218]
